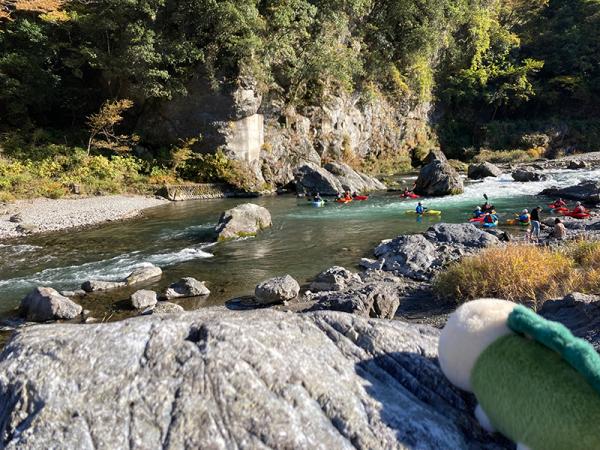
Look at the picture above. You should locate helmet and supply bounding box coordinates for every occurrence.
[576,201,582,205]
[522,209,528,214]
[476,206,481,210]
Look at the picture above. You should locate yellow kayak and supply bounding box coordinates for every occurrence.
[405,210,442,216]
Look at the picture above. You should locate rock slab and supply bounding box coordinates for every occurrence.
[19,287,82,322]
[0,309,504,449]
[215,203,272,241]
[540,180,600,204]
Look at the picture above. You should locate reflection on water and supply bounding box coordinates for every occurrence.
[0,167,596,318]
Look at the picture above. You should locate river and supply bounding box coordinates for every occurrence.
[0,168,597,320]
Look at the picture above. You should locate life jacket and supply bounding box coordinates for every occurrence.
[484,214,496,224]
[416,206,424,214]
[519,213,530,223]
[574,206,586,214]
[474,210,483,218]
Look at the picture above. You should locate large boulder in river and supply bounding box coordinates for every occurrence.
[414,150,464,196]
[323,162,386,192]
[293,162,343,196]
[467,162,503,180]
[511,167,547,182]
[215,203,272,241]
[255,274,300,304]
[539,180,600,204]
[0,309,503,449]
[19,287,82,322]
[164,277,210,299]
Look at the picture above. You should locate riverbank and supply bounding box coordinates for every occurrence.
[0,195,169,240]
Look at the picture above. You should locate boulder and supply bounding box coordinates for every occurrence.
[143,302,185,315]
[467,162,503,180]
[359,258,385,271]
[0,309,504,449]
[164,277,210,299]
[130,290,158,310]
[539,180,600,204]
[414,150,464,196]
[255,275,300,305]
[81,280,126,293]
[323,162,386,192]
[374,234,439,280]
[511,168,547,182]
[215,203,272,241]
[310,266,362,292]
[293,162,343,196]
[539,293,600,350]
[568,160,587,170]
[125,264,163,285]
[425,223,500,249]
[19,287,82,322]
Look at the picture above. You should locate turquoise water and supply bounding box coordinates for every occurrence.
[0,168,597,319]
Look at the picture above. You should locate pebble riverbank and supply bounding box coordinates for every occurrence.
[0,195,168,240]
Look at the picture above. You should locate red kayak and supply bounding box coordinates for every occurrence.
[469,217,485,223]
[336,198,353,204]
[353,195,369,201]
[401,193,420,199]
[561,211,591,219]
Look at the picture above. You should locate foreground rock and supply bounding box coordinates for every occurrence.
[130,289,158,310]
[310,266,362,292]
[540,293,600,350]
[19,287,82,322]
[0,309,503,449]
[255,275,300,304]
[373,223,500,280]
[511,167,547,182]
[164,277,210,299]
[467,162,503,180]
[414,150,464,196]
[215,203,272,241]
[540,180,600,204]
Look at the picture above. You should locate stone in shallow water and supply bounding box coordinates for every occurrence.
[255,274,300,304]
[215,203,272,241]
[310,266,362,292]
[125,264,163,285]
[130,289,158,310]
[164,277,210,299]
[0,309,506,449]
[20,287,82,322]
[81,280,126,293]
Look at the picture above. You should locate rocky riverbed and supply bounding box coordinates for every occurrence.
[0,195,168,240]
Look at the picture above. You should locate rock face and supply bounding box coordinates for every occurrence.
[310,266,362,292]
[540,293,600,350]
[373,223,500,280]
[255,275,300,305]
[323,162,387,193]
[540,180,600,204]
[19,287,82,322]
[215,203,272,241]
[467,162,503,180]
[414,150,464,196]
[0,309,504,449]
[130,290,158,310]
[164,278,210,299]
[511,168,547,182]
[293,163,343,196]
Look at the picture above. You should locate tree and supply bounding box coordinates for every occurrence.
[86,99,134,154]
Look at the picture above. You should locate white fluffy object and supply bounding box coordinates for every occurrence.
[438,299,516,391]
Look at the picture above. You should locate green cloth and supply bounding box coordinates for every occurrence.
[472,335,600,450]
[508,305,600,395]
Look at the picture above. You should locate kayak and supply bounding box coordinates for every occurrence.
[483,222,498,228]
[550,206,569,213]
[336,198,353,204]
[561,211,591,219]
[506,219,530,226]
[406,210,442,216]
[353,195,369,201]
[401,193,420,199]
[311,200,325,208]
[469,217,485,223]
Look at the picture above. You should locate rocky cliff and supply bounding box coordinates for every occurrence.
[139,74,433,188]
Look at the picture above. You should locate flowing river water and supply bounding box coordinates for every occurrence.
[0,168,598,321]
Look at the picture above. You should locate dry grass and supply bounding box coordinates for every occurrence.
[433,244,593,309]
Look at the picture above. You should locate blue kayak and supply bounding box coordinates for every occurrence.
[311,200,325,208]
[483,222,498,228]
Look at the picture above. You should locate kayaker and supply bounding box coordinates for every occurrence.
[313,192,322,202]
[416,202,427,214]
[550,218,567,241]
[519,209,531,225]
[352,192,359,198]
[473,206,484,218]
[530,206,542,241]
[344,191,352,201]
[481,201,494,213]
[551,198,567,208]
[573,202,586,214]
[483,212,498,225]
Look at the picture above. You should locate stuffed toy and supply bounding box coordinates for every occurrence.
[438,299,600,450]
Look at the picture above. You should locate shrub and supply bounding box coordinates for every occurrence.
[434,245,576,309]
[473,149,536,164]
